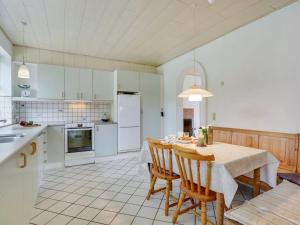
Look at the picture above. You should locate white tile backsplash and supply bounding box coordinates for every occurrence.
[14,101,111,123]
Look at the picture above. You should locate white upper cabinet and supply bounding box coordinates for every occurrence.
[79,69,93,100]
[65,67,92,100]
[93,70,114,101]
[115,70,139,92]
[37,64,65,99]
[65,67,80,100]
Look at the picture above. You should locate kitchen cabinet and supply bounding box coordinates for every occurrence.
[37,64,65,99]
[36,130,47,185]
[95,124,117,157]
[47,125,65,168]
[65,67,80,100]
[93,70,114,101]
[115,70,139,92]
[0,139,41,225]
[140,72,161,140]
[79,69,93,100]
[65,67,92,100]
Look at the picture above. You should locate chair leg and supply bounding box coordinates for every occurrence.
[172,191,186,224]
[201,201,207,225]
[165,180,171,216]
[146,176,157,200]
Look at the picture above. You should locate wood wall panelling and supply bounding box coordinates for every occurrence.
[297,134,300,172]
[232,132,259,148]
[213,130,232,144]
[212,126,299,172]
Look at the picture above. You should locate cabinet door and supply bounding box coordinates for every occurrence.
[65,67,80,100]
[79,69,93,100]
[140,73,161,140]
[35,131,47,185]
[95,124,117,157]
[22,143,38,223]
[0,150,25,225]
[93,70,114,101]
[117,70,139,92]
[47,126,65,167]
[37,64,65,99]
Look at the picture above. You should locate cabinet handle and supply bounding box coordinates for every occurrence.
[43,141,47,144]
[20,153,27,168]
[30,142,37,155]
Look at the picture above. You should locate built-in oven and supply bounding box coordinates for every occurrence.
[65,123,95,167]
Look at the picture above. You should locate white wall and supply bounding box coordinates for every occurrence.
[0,28,12,56]
[0,29,12,97]
[158,1,300,134]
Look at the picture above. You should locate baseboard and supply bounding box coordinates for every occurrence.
[95,151,141,163]
[45,162,64,170]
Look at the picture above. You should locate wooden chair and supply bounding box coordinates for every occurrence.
[146,138,180,216]
[172,144,217,225]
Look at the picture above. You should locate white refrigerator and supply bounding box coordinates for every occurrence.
[117,94,141,153]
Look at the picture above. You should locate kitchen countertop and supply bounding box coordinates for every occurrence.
[94,121,118,125]
[0,120,118,165]
[0,124,47,165]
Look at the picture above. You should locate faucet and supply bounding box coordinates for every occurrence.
[0,119,7,123]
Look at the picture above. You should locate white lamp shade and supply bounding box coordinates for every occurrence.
[188,94,203,102]
[18,64,30,78]
[178,85,213,98]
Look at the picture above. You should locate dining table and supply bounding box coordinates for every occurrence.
[139,140,279,225]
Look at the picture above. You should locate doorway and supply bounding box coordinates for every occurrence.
[183,108,194,136]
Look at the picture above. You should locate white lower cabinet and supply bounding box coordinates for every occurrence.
[47,125,65,168]
[95,124,117,157]
[0,134,44,225]
[0,148,25,225]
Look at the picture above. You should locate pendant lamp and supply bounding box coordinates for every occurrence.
[18,21,30,79]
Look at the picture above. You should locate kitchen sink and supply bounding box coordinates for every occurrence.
[0,133,25,138]
[0,133,25,143]
[0,137,23,143]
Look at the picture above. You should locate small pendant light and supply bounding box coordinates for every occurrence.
[18,21,30,79]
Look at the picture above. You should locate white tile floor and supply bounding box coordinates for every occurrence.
[30,156,252,225]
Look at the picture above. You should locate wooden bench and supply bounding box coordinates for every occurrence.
[210,126,300,193]
[225,180,300,225]
[211,126,300,173]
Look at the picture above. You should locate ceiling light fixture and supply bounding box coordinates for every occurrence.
[18,21,30,79]
[178,4,213,102]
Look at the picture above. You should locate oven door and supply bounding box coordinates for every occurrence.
[65,128,94,153]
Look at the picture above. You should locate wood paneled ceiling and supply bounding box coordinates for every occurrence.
[0,0,296,66]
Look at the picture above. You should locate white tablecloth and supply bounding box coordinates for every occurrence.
[140,141,279,207]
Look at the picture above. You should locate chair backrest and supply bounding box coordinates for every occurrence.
[173,144,215,196]
[147,138,174,176]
